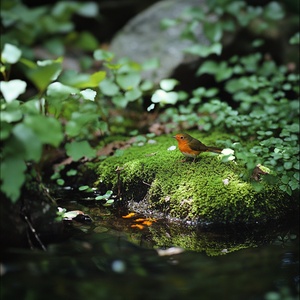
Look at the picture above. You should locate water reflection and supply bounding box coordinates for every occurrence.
[1,202,299,300]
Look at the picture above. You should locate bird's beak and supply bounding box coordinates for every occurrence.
[172,136,176,139]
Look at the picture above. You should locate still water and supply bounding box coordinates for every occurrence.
[1,201,299,300]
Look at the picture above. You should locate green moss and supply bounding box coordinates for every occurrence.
[92,132,292,224]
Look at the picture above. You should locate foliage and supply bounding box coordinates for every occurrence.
[157,0,299,196]
[0,0,299,204]
[0,1,155,202]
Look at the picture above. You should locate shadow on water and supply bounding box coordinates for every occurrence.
[1,194,299,300]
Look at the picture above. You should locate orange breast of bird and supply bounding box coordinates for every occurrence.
[177,139,200,158]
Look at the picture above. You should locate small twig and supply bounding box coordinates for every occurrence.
[23,214,47,251]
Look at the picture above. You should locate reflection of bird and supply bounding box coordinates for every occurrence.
[173,133,223,161]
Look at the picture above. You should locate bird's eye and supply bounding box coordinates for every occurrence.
[180,136,184,139]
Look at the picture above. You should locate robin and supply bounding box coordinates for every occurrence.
[173,133,222,162]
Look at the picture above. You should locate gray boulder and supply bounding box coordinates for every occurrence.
[110,0,207,83]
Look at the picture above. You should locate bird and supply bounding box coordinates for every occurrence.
[173,133,223,162]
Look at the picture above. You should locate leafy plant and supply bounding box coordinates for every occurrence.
[156,1,299,196]
[0,1,157,203]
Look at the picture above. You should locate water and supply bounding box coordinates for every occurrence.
[1,201,299,300]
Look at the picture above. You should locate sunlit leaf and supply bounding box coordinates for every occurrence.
[47,82,79,99]
[151,89,178,105]
[1,43,22,64]
[0,80,27,102]
[160,79,178,91]
[80,88,97,101]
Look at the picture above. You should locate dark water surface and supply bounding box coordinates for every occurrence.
[1,201,299,300]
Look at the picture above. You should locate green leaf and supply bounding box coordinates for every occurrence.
[283,161,293,170]
[160,79,179,91]
[0,122,12,140]
[125,88,142,101]
[279,184,292,196]
[65,141,96,161]
[80,88,97,101]
[56,179,65,186]
[24,115,63,147]
[281,175,290,184]
[79,185,90,191]
[1,43,22,64]
[264,2,284,20]
[197,61,232,81]
[196,60,217,76]
[0,109,23,123]
[95,190,113,200]
[112,95,128,108]
[103,199,114,206]
[46,82,79,99]
[289,32,300,45]
[74,71,106,88]
[116,72,141,90]
[0,157,27,203]
[93,49,114,62]
[185,43,222,57]
[140,80,154,91]
[66,169,77,176]
[12,123,42,162]
[289,179,299,190]
[99,79,120,96]
[77,2,99,17]
[151,90,178,105]
[26,59,62,91]
[203,22,222,42]
[0,80,27,102]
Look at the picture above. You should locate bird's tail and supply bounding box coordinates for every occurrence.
[206,146,223,154]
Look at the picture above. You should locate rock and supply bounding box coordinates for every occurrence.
[110,0,207,83]
[91,133,296,225]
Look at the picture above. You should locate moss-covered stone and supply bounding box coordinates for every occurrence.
[92,132,293,224]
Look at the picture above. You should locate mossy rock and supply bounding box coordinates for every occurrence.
[92,132,293,224]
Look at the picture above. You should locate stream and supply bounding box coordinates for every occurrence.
[1,197,299,300]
